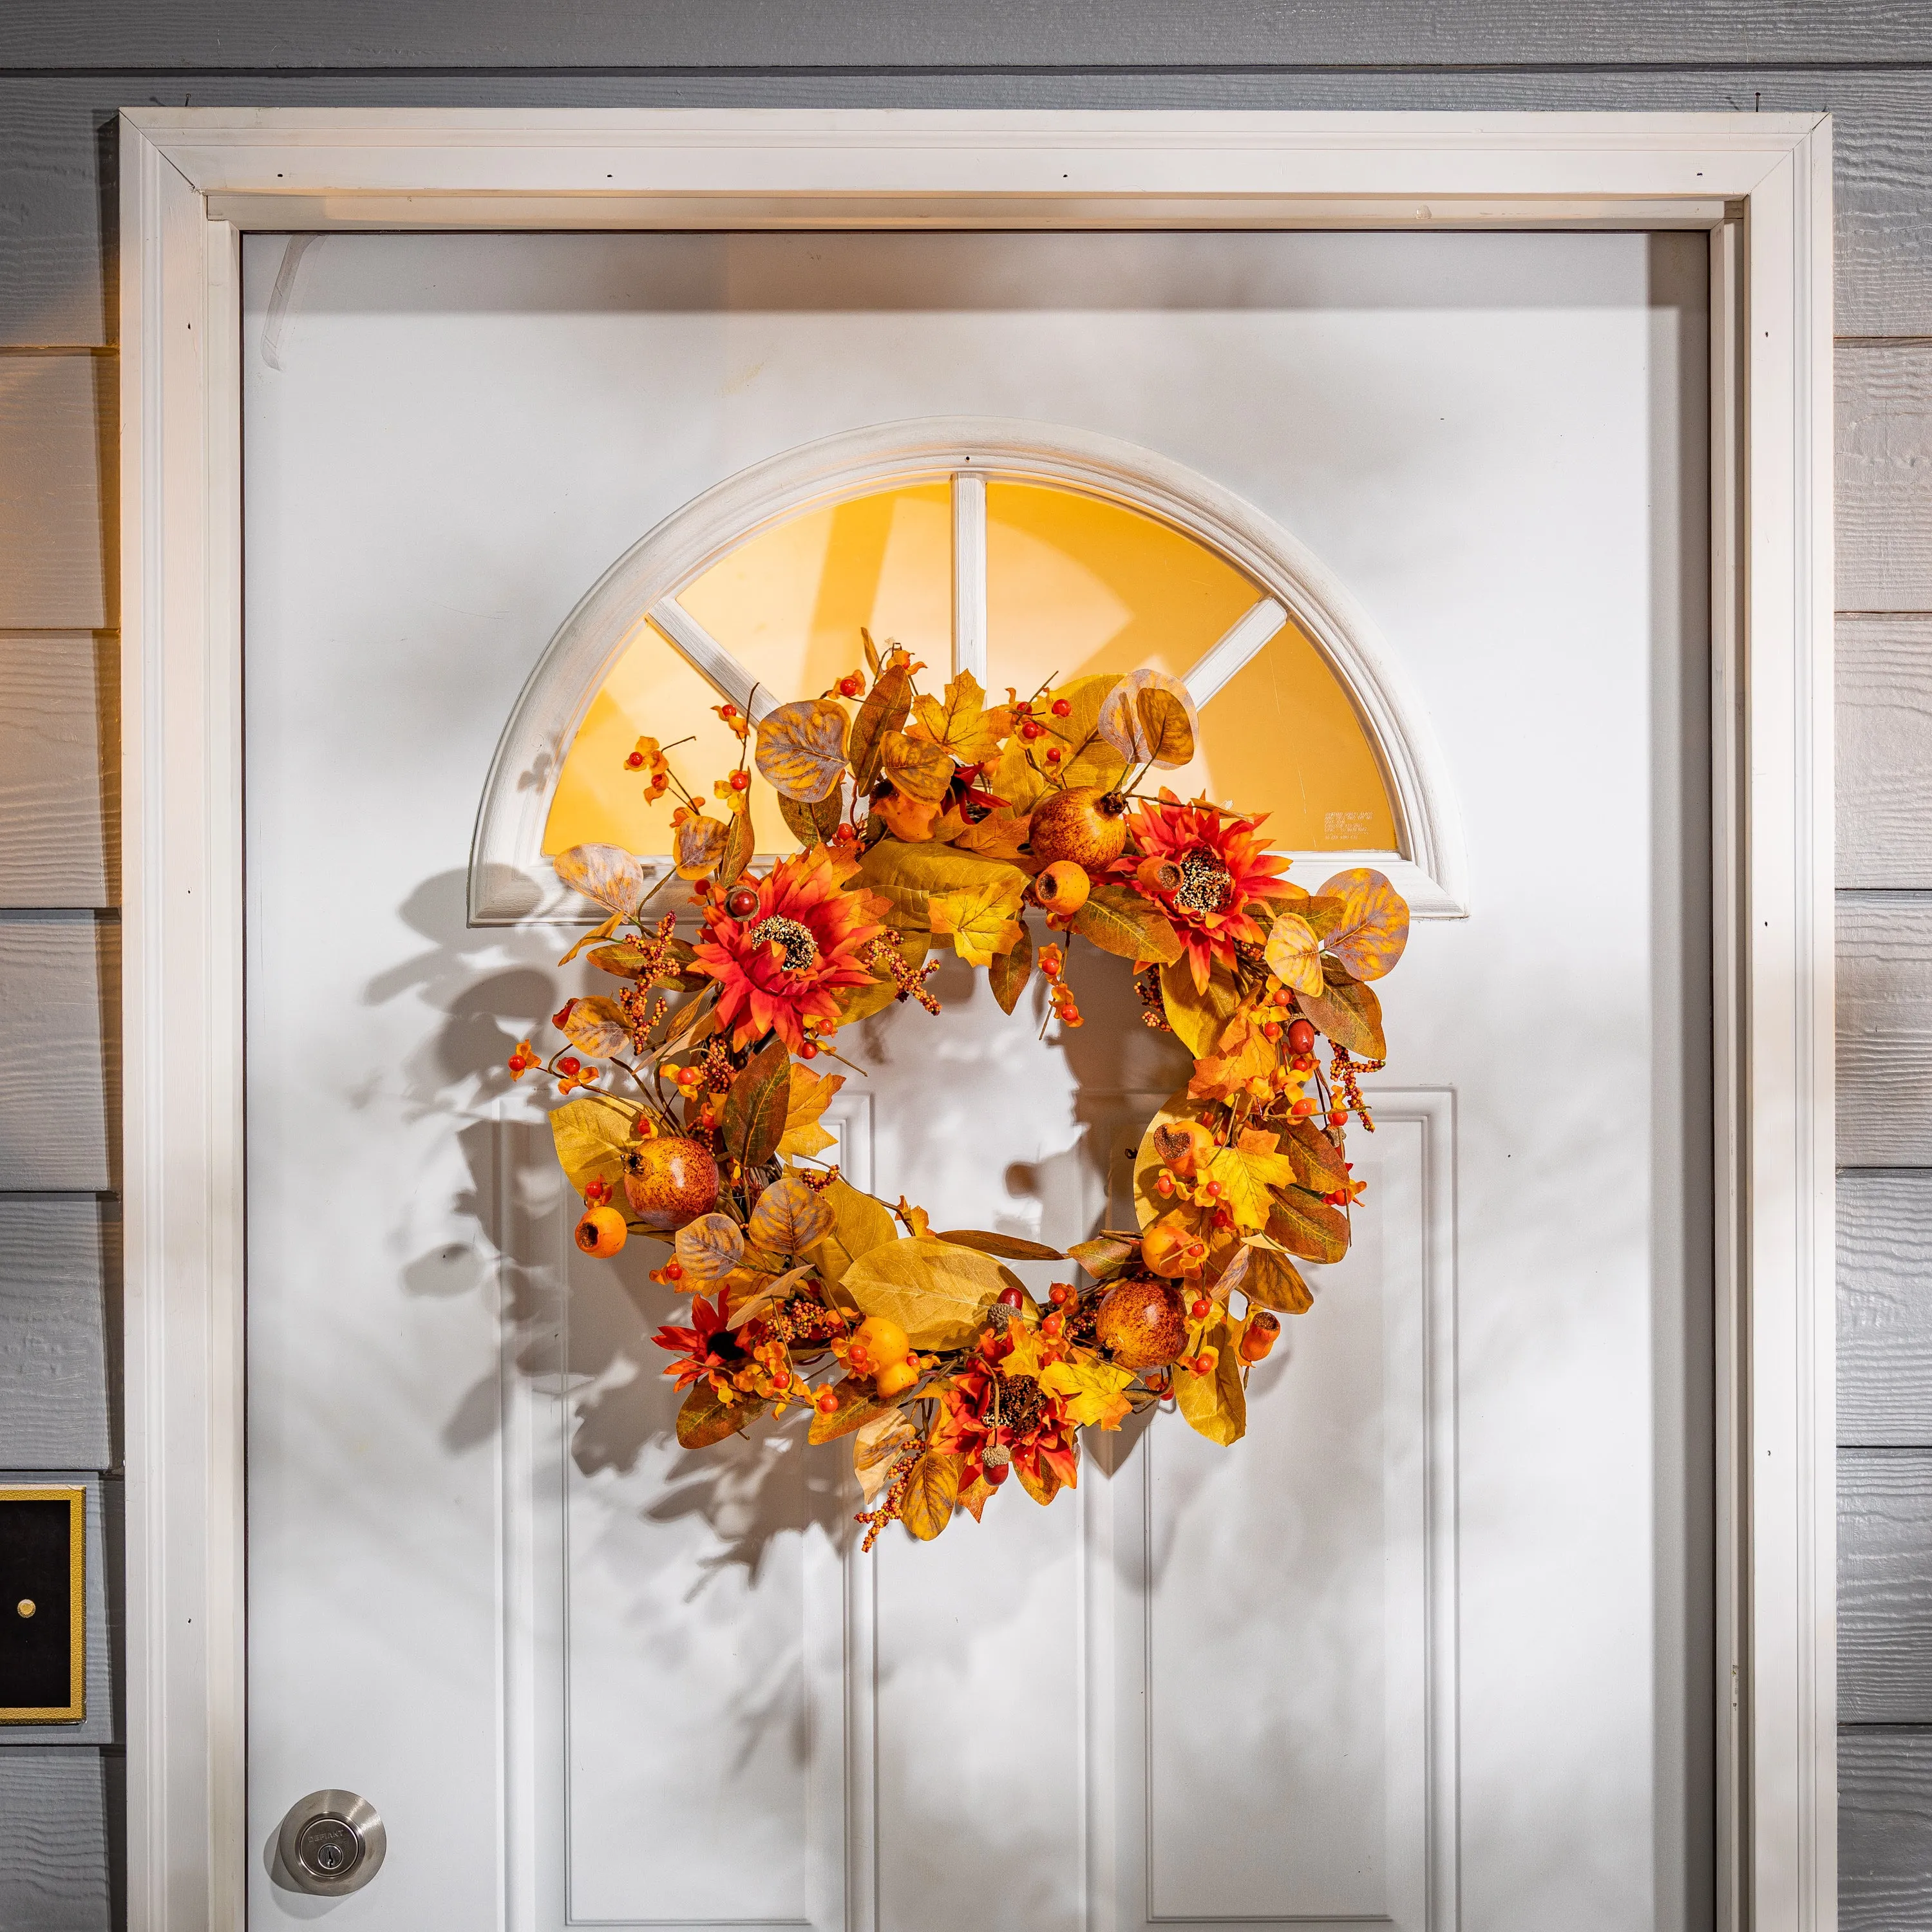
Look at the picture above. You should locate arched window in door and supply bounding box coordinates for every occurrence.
[469,421,1466,924]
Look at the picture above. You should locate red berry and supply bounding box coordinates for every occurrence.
[625,752,645,769]
[838,674,864,698]
[1051,698,1072,718]
[1329,1108,1350,1126]
[665,1261,684,1281]
[800,1042,819,1059]
[719,704,738,720]
[1189,1297,1210,1320]
[557,1056,582,1075]
[1045,747,1062,764]
[1014,701,1033,717]
[1020,719,1044,741]
[1287,1018,1316,1054]
[729,769,750,791]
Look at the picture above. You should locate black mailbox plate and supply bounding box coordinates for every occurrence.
[0,1487,84,1722]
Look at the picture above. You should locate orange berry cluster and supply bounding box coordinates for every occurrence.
[1039,943,1083,1028]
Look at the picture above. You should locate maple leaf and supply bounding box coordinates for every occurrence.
[1188,1008,1279,1101]
[776,1061,846,1159]
[1041,1358,1137,1430]
[913,670,1007,767]
[954,805,1032,863]
[1208,1128,1297,1232]
[928,878,1027,966]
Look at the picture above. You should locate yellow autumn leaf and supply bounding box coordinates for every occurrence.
[553,842,652,916]
[1318,867,1410,982]
[806,1178,899,1285]
[547,1094,644,1200]
[1133,1089,1214,1229]
[928,878,1027,967]
[559,994,633,1059]
[1096,668,1198,769]
[954,804,1032,863]
[746,1173,835,1256]
[776,1062,846,1159]
[841,1236,1013,1349]
[1188,1007,1280,1102]
[880,730,956,804]
[1041,1358,1137,1430]
[857,838,1030,933]
[1174,1317,1247,1445]
[913,670,1005,767]
[1208,1130,1297,1233]
[674,1212,745,1282]
[1220,1235,1313,1314]
[1159,960,1242,1057]
[754,697,850,802]
[674,813,728,880]
[1262,911,1325,998]
[901,1448,961,1540]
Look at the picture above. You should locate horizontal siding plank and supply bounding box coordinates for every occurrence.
[0,352,111,630]
[1843,1725,1932,1931]
[1841,1449,1932,1720]
[1838,894,1932,1166]
[0,1200,113,1471]
[0,634,115,909]
[0,1475,117,1747]
[0,4,1926,71]
[0,1749,109,1930]
[1840,340,1932,613]
[0,72,1924,341]
[1839,617,1932,888]
[1841,1170,1932,1443]
[0,916,117,1192]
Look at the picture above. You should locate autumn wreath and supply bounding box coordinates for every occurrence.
[513,634,1408,1548]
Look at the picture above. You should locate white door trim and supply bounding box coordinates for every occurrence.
[118,107,1834,1932]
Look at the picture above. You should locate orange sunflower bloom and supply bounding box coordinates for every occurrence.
[691,846,889,1052]
[1126,794,1295,992]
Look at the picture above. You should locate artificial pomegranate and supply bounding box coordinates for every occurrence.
[622,1135,720,1230]
[1095,1276,1188,1369]
[1028,785,1128,869]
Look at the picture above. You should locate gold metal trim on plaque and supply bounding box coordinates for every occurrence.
[0,1484,85,1723]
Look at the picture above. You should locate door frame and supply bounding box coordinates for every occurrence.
[118,108,1834,1932]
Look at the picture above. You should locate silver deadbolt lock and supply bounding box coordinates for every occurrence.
[274,1789,386,1896]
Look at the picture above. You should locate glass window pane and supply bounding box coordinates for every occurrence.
[542,482,949,859]
[984,481,1396,851]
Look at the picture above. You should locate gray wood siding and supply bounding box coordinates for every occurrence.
[0,634,117,909]
[0,351,112,629]
[1840,617,1932,890]
[2,12,1930,1926]
[0,1200,115,1472]
[0,916,116,1193]
[1,4,1930,71]
[0,1749,110,1931]
[1841,1170,1932,1444]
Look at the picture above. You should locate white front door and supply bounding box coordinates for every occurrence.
[241,227,1712,1931]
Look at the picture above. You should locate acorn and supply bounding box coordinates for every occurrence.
[1095,1277,1189,1369]
[724,883,761,920]
[1028,786,1129,869]
[622,1135,720,1230]
[1034,860,1090,915]
[1286,1018,1316,1056]
[574,1205,629,1256]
